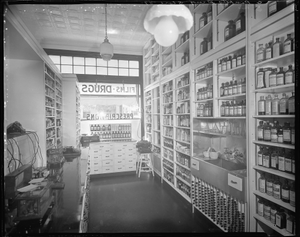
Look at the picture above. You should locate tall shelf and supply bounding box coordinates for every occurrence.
[55,75,63,148]
[62,74,81,148]
[247,3,295,236]
[142,3,296,235]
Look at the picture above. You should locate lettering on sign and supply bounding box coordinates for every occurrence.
[79,83,136,95]
[86,113,134,120]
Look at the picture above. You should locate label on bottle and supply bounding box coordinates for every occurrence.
[232,58,237,68]
[258,101,265,113]
[271,209,276,224]
[269,74,277,87]
[266,101,272,115]
[285,72,293,84]
[290,190,295,206]
[259,178,266,193]
[236,20,241,31]
[280,101,287,114]
[285,158,292,172]
[283,130,291,142]
[278,135,283,143]
[264,130,271,140]
[272,101,279,114]
[225,28,229,37]
[257,51,264,62]
[286,219,293,233]
[273,184,281,199]
[278,156,285,171]
[277,74,284,85]
[257,73,265,88]
[237,57,242,66]
[271,155,278,168]
[263,155,270,168]
[271,132,278,143]
[264,70,272,88]
[258,202,264,216]
[269,2,277,15]
[276,214,282,228]
[264,205,271,220]
[266,181,273,195]
[265,48,272,59]
[284,41,292,54]
[282,188,289,200]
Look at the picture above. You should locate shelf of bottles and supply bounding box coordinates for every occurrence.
[191,175,246,232]
[175,31,190,68]
[45,64,57,150]
[193,4,213,58]
[145,90,152,141]
[152,86,161,147]
[90,123,132,142]
[252,5,295,235]
[195,62,214,118]
[144,39,154,87]
[151,42,160,83]
[217,46,247,119]
[55,75,63,148]
[162,45,173,78]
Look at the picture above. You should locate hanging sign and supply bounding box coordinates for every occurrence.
[86,113,134,120]
[78,83,136,95]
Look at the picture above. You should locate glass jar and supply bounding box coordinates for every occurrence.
[235,11,245,35]
[227,56,232,70]
[271,121,278,143]
[288,91,295,114]
[224,20,236,41]
[220,102,225,117]
[258,96,266,115]
[279,93,288,114]
[220,83,225,97]
[199,12,207,29]
[266,95,272,115]
[278,149,285,171]
[258,121,264,141]
[276,67,285,86]
[281,179,290,202]
[232,80,237,95]
[258,146,264,166]
[269,68,278,87]
[265,42,273,60]
[262,146,271,168]
[275,208,286,229]
[256,44,265,63]
[272,94,279,115]
[266,174,274,196]
[232,54,237,68]
[285,65,294,84]
[257,68,266,89]
[263,121,271,141]
[273,38,282,58]
[200,38,208,55]
[271,148,278,169]
[283,122,291,144]
[264,67,273,88]
[283,34,293,54]
[273,176,281,200]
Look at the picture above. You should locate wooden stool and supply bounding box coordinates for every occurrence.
[136,152,154,177]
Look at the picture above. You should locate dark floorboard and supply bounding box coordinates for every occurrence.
[88,172,222,233]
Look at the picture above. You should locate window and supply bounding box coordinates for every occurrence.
[49,55,139,77]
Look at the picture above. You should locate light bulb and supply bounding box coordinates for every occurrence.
[154,16,179,47]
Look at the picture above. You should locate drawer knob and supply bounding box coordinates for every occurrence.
[231,180,237,184]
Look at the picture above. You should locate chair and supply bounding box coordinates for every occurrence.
[136,152,154,177]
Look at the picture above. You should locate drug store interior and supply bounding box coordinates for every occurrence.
[3,1,298,236]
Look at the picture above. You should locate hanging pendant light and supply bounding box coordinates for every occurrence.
[100,4,113,61]
[144,5,193,47]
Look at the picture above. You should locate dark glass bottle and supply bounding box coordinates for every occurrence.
[268,1,286,17]
[270,148,278,170]
[199,12,207,29]
[263,121,271,141]
[265,42,273,60]
[257,121,264,141]
[283,34,293,54]
[224,20,236,41]
[283,122,291,144]
[235,11,245,35]
[257,68,266,89]
[258,96,266,115]
[285,65,294,84]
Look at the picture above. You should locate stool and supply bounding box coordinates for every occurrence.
[136,152,154,177]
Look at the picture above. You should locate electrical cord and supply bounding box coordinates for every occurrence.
[11,137,22,168]
[25,131,39,168]
[31,131,44,168]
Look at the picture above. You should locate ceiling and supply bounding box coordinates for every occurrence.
[9,4,153,55]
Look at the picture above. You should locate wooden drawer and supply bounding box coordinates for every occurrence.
[89,149,100,155]
[126,157,136,164]
[90,167,102,174]
[90,160,102,168]
[228,173,243,192]
[100,147,112,153]
[114,165,126,172]
[114,153,125,159]
[125,163,136,171]
[102,159,114,167]
[100,153,113,159]
[102,166,114,173]
[114,159,125,166]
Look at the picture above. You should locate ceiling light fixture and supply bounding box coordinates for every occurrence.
[143,5,193,47]
[100,4,114,61]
